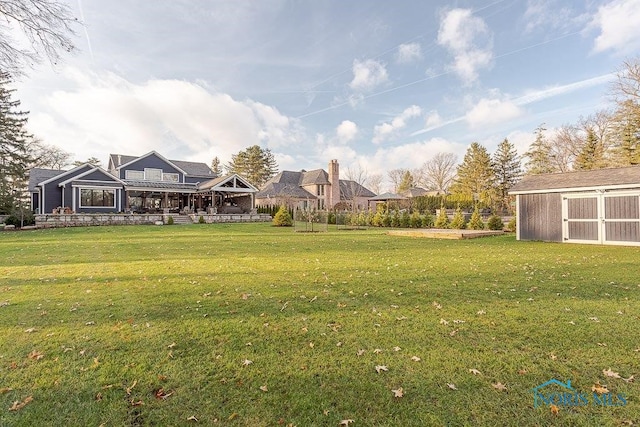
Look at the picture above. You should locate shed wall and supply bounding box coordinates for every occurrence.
[518,193,562,242]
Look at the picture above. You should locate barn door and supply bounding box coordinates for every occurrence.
[562,195,601,243]
[603,193,640,245]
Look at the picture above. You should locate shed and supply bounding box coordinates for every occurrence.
[509,166,640,246]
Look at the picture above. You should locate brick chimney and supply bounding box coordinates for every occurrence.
[328,159,340,209]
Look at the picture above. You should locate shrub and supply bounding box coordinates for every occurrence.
[421,212,434,228]
[272,205,293,226]
[487,214,504,230]
[390,210,400,228]
[167,216,174,225]
[198,215,205,224]
[382,212,392,227]
[434,206,449,229]
[400,210,410,228]
[449,206,466,230]
[5,211,35,228]
[506,216,517,232]
[409,211,421,228]
[467,206,485,230]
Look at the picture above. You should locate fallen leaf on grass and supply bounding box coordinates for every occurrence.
[411,356,421,362]
[187,415,198,422]
[375,365,388,374]
[603,368,621,379]
[393,346,401,352]
[623,375,635,383]
[24,328,36,333]
[130,399,144,407]
[492,382,507,391]
[391,387,404,398]
[449,329,458,337]
[373,348,382,354]
[154,388,173,400]
[357,349,365,357]
[9,396,33,411]
[126,380,137,395]
[27,350,44,360]
[550,404,559,415]
[468,369,482,375]
[447,383,457,390]
[439,318,449,325]
[0,387,13,394]
[432,301,442,309]
[259,385,268,392]
[340,419,354,426]
[167,342,176,349]
[592,382,609,394]
[242,359,253,366]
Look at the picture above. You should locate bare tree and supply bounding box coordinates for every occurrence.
[367,173,383,195]
[344,163,370,211]
[387,168,408,193]
[418,152,457,193]
[0,0,78,76]
[29,140,72,169]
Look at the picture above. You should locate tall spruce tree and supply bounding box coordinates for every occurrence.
[210,156,222,175]
[574,128,605,170]
[225,145,278,188]
[397,170,415,193]
[492,138,522,212]
[0,73,32,214]
[450,142,495,208]
[525,124,556,174]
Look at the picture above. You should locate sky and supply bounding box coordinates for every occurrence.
[13,0,640,190]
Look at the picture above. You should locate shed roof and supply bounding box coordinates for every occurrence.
[509,166,640,194]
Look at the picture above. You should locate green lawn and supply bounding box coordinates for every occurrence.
[0,224,638,426]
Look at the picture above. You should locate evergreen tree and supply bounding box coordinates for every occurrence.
[210,156,222,175]
[226,145,278,188]
[450,142,495,208]
[525,124,556,174]
[574,128,605,170]
[434,205,450,228]
[449,206,466,229]
[0,73,32,214]
[397,170,414,193]
[272,205,292,226]
[492,138,522,212]
[73,157,102,167]
[467,205,485,230]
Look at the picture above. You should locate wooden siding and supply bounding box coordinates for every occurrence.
[568,222,599,240]
[567,197,597,219]
[118,153,183,181]
[518,193,562,242]
[605,222,639,242]
[605,196,639,219]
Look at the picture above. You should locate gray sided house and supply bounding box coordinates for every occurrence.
[30,151,259,214]
[509,166,640,246]
[255,160,376,210]
[30,164,125,214]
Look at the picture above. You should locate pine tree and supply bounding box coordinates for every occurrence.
[210,156,222,175]
[525,124,556,174]
[492,138,522,212]
[434,204,450,228]
[450,142,495,208]
[226,145,278,188]
[0,73,32,214]
[574,128,605,170]
[449,206,466,229]
[467,205,485,230]
[397,170,414,193]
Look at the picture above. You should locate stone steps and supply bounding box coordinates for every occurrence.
[166,215,192,225]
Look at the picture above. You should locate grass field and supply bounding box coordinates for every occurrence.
[0,224,638,426]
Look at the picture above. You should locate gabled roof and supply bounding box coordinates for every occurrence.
[300,169,329,186]
[339,180,376,199]
[255,182,316,199]
[115,151,188,175]
[402,187,428,198]
[33,164,94,187]
[198,174,258,193]
[109,152,215,178]
[509,166,640,194]
[57,166,123,186]
[263,170,304,187]
[28,168,65,191]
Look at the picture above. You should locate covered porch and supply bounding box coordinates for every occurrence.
[196,174,259,214]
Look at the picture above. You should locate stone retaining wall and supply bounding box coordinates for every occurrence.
[35,213,272,228]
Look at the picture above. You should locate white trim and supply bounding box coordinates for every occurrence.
[37,164,92,186]
[510,183,640,195]
[57,166,124,187]
[72,187,76,212]
[515,195,520,241]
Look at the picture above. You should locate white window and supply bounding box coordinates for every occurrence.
[125,170,144,180]
[144,168,162,181]
[80,189,115,207]
[162,173,179,182]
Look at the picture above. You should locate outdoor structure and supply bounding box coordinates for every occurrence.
[255,160,376,210]
[509,166,640,245]
[30,151,259,215]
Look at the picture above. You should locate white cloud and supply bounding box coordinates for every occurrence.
[336,120,358,144]
[27,67,304,164]
[523,0,585,33]
[437,8,493,84]
[396,42,422,63]
[425,110,443,128]
[591,0,640,54]
[349,59,389,92]
[465,98,523,129]
[373,105,422,144]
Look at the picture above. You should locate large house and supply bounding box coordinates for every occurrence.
[29,151,258,214]
[255,160,376,210]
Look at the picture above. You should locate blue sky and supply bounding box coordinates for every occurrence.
[15,0,640,190]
